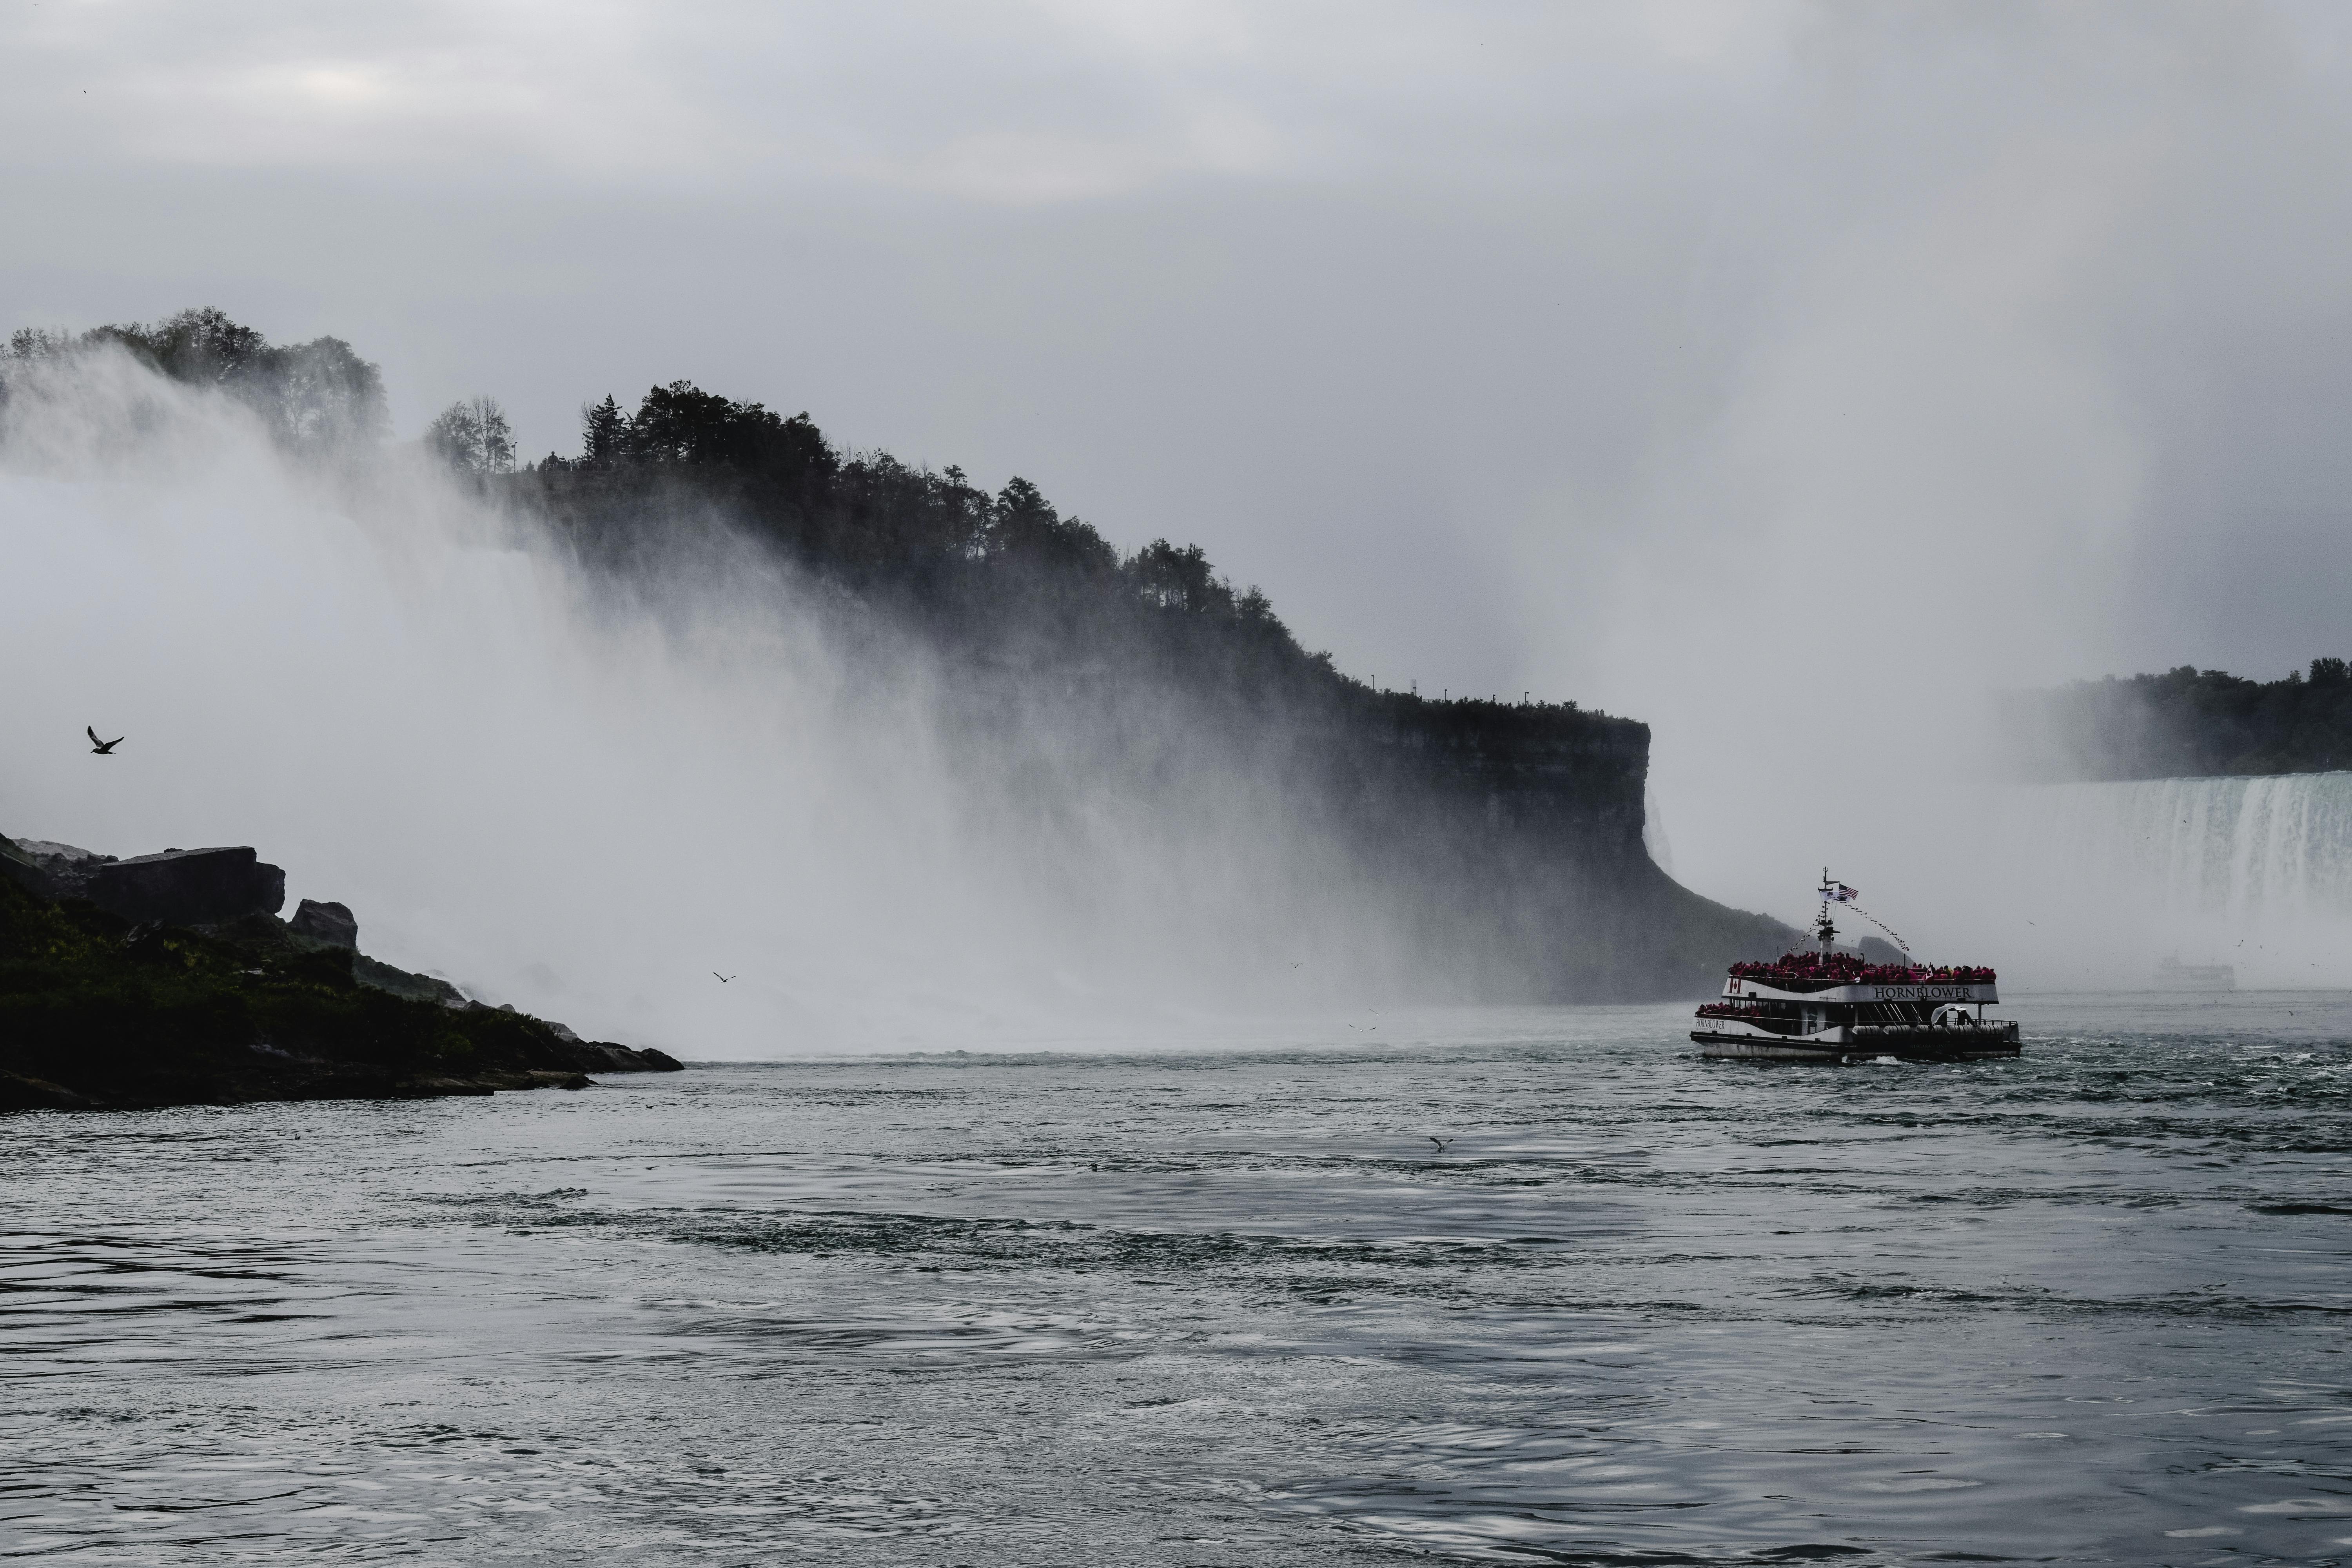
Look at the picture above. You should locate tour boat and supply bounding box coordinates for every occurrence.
[1693,875,2021,1063]
[2151,955,2235,992]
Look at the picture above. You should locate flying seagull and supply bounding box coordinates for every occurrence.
[713,972,736,984]
[87,726,122,755]
[1428,1136,1452,1152]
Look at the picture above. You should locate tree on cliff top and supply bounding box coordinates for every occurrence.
[520,372,1626,734]
[2,306,388,450]
[426,396,516,474]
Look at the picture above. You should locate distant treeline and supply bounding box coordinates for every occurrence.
[2007,661,2352,781]
[2,308,1602,730]
[516,378,1623,746]
[531,383,1327,702]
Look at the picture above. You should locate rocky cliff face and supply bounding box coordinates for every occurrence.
[526,401,1786,1004]
[939,648,1789,1003]
[1336,702,1793,1000]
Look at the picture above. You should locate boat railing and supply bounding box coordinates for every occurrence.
[1728,965,1996,985]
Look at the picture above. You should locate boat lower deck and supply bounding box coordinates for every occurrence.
[1695,1024,2023,1063]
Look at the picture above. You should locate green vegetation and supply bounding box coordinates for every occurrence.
[2009,659,2352,781]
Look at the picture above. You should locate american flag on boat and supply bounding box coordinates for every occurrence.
[1823,883,1858,902]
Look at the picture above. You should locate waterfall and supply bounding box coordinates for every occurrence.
[1991,773,2352,987]
[1643,786,1675,877]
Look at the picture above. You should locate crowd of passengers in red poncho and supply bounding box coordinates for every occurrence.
[1728,953,1996,984]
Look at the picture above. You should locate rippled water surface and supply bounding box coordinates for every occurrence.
[5,995,2350,1564]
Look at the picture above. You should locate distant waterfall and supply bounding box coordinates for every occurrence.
[1643,787,1674,877]
[1994,772,2352,985]
[2019,773,2352,919]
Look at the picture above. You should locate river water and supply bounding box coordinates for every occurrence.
[4,996,2348,1566]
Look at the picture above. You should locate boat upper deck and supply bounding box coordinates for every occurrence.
[1730,954,1995,985]
[1723,953,1998,1004]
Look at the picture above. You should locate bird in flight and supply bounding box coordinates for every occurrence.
[1428,1136,1452,1152]
[87,726,122,755]
[713,972,737,984]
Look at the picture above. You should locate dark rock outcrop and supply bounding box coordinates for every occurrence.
[289,898,358,948]
[7,839,289,927]
[0,831,685,1112]
[89,846,285,925]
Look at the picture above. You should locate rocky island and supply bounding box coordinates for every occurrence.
[0,833,681,1112]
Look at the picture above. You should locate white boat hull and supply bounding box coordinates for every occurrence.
[2151,969,2234,992]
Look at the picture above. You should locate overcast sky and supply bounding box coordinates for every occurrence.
[6,0,2351,731]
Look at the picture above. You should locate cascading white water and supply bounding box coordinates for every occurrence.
[1989,773,2352,987]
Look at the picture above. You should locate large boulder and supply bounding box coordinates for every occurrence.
[84,847,285,926]
[289,898,358,949]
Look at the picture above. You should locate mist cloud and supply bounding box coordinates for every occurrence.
[5,1,2350,933]
[3,348,1547,1051]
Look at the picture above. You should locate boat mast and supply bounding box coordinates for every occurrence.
[1815,867,1838,953]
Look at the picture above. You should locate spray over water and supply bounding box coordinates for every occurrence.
[0,348,1483,1054]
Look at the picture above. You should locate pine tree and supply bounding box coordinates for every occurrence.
[581,395,628,466]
